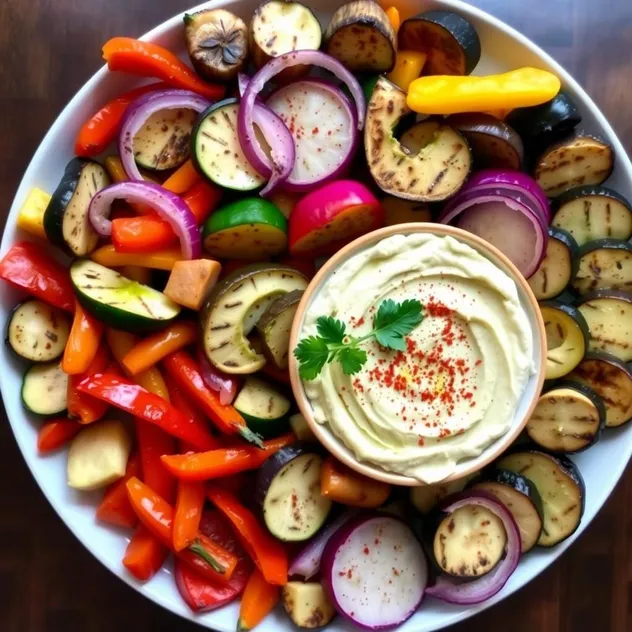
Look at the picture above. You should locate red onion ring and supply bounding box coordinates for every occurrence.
[119,89,211,182]
[89,181,201,259]
[426,491,521,605]
[197,348,240,406]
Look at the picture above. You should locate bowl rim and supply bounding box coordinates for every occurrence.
[288,222,547,486]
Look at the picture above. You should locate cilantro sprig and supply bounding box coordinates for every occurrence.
[294,299,423,380]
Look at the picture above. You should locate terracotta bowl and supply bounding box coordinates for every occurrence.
[289,223,547,487]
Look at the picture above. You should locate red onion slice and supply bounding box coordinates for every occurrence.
[197,348,240,405]
[89,181,201,259]
[426,491,521,605]
[119,89,211,182]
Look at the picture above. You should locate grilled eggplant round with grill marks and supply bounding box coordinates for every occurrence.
[365,77,471,202]
[528,227,578,300]
[572,239,632,295]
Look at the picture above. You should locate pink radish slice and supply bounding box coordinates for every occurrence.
[321,514,428,631]
[266,79,359,191]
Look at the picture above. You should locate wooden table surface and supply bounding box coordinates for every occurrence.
[0,1,630,630]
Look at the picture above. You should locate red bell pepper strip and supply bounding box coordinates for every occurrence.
[0,242,75,312]
[126,477,238,583]
[37,418,81,454]
[75,82,167,157]
[96,452,142,529]
[111,181,222,253]
[102,38,225,101]
[67,344,111,424]
[136,421,177,503]
[161,434,295,481]
[123,525,169,581]
[76,373,217,451]
[162,351,262,447]
[173,481,206,551]
[207,486,288,586]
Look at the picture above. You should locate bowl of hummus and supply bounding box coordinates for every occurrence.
[289,224,547,486]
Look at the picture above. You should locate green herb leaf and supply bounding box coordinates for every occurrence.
[316,316,346,345]
[338,346,368,375]
[294,336,330,380]
[373,299,423,350]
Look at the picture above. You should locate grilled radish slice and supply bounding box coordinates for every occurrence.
[552,185,632,245]
[445,113,524,170]
[250,1,321,71]
[526,383,605,453]
[289,413,316,442]
[527,227,578,300]
[398,10,481,75]
[382,197,431,226]
[22,360,68,416]
[578,290,632,361]
[202,263,308,374]
[324,1,396,73]
[184,9,248,81]
[568,352,632,427]
[410,472,477,514]
[193,99,266,192]
[572,239,632,294]
[471,470,544,553]
[234,377,291,438]
[534,135,614,197]
[256,444,331,541]
[540,302,589,380]
[256,290,303,369]
[365,78,471,202]
[497,451,585,547]
[282,582,336,629]
[7,300,70,363]
[71,260,180,332]
[44,158,110,256]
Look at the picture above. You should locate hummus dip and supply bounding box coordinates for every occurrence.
[301,233,535,483]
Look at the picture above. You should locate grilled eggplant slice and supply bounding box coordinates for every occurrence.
[534,135,614,197]
[184,9,248,81]
[578,290,632,361]
[324,0,396,73]
[234,376,291,438]
[497,450,585,547]
[572,239,632,294]
[552,185,632,246]
[22,360,68,416]
[365,78,471,202]
[251,1,322,72]
[44,158,110,257]
[540,301,589,379]
[526,382,605,453]
[202,263,308,374]
[568,352,632,427]
[398,10,481,75]
[528,227,578,300]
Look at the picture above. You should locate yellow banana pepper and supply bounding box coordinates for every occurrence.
[407,67,561,115]
[17,188,51,239]
[91,245,182,270]
[387,50,427,92]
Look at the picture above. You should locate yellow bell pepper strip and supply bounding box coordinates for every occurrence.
[407,68,561,115]
[16,188,51,239]
[385,6,400,32]
[90,245,182,271]
[387,50,427,92]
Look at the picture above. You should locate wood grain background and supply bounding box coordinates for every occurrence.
[0,1,630,630]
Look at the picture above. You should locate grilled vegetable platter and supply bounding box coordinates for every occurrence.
[2,1,630,630]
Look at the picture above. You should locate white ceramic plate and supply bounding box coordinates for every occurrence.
[1,1,630,631]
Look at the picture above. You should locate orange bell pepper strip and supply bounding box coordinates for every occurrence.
[162,160,200,194]
[62,302,104,375]
[76,373,217,451]
[37,418,81,454]
[121,321,198,375]
[161,434,295,481]
[126,477,237,583]
[123,525,169,581]
[207,486,288,586]
[67,344,111,424]
[102,38,225,101]
[75,82,168,157]
[385,6,401,32]
[111,181,221,253]
[96,452,142,529]
[162,351,262,447]
[173,481,206,552]
[320,456,392,508]
[0,242,75,312]
[238,568,281,632]
[91,244,182,270]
